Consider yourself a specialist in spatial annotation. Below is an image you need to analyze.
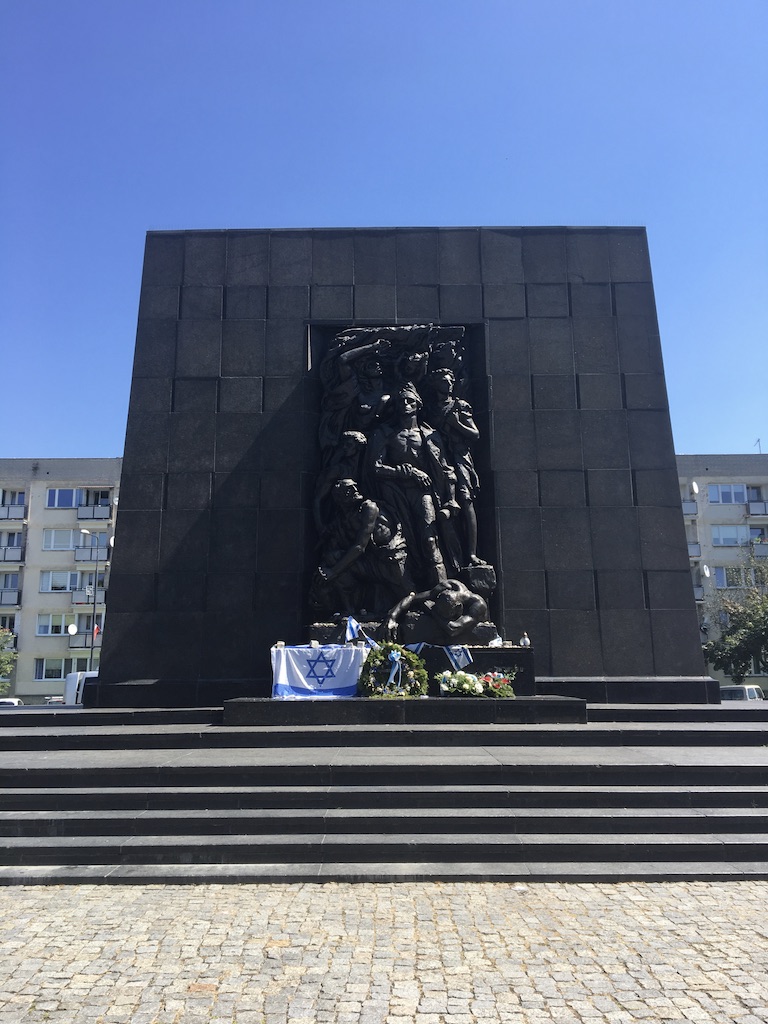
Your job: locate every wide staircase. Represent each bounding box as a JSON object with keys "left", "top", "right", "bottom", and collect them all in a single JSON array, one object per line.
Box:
[{"left": 1, "top": 703, "right": 768, "bottom": 884}]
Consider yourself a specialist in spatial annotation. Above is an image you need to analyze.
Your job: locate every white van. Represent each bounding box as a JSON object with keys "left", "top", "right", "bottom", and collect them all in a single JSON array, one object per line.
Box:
[
  {"left": 0, "top": 697, "right": 23, "bottom": 707},
  {"left": 720, "top": 684, "right": 766, "bottom": 702},
  {"left": 64, "top": 671, "right": 98, "bottom": 706}
]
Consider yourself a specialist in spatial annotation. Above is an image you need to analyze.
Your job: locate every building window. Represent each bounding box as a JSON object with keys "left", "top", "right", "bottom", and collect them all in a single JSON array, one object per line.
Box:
[
  {"left": 46, "top": 488, "right": 79, "bottom": 509},
  {"left": 709, "top": 484, "right": 748, "bottom": 504},
  {"left": 37, "top": 613, "right": 76, "bottom": 635},
  {"left": 751, "top": 527, "right": 768, "bottom": 544},
  {"left": 43, "top": 529, "right": 107, "bottom": 551},
  {"left": 0, "top": 490, "right": 25, "bottom": 507},
  {"left": 715, "top": 565, "right": 768, "bottom": 588},
  {"left": 0, "top": 614, "right": 15, "bottom": 631},
  {"left": 34, "top": 657, "right": 89, "bottom": 680},
  {"left": 82, "top": 489, "right": 111, "bottom": 507},
  {"left": 1, "top": 573, "right": 19, "bottom": 590},
  {"left": 40, "top": 570, "right": 106, "bottom": 593},
  {"left": 712, "top": 525, "right": 751, "bottom": 547},
  {"left": 0, "top": 531, "right": 22, "bottom": 548}
]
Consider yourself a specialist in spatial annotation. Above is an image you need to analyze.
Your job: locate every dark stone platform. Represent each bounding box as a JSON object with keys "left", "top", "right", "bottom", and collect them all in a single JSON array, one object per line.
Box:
[{"left": 223, "top": 695, "right": 586, "bottom": 726}]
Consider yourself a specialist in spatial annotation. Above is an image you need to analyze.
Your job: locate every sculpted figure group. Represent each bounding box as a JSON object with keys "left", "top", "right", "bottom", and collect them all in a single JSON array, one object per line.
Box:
[{"left": 312, "top": 325, "right": 495, "bottom": 642}]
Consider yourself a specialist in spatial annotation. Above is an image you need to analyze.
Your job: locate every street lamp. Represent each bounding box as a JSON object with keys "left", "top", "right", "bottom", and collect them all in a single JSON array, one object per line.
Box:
[{"left": 79, "top": 528, "right": 110, "bottom": 672}]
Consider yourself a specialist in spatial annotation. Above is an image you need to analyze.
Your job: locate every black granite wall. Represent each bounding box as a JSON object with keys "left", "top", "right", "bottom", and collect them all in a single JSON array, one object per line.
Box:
[{"left": 98, "top": 227, "right": 705, "bottom": 703}]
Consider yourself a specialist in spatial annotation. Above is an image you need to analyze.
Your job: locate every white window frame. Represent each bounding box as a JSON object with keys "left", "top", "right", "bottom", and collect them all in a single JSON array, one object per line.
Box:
[
  {"left": 708, "top": 483, "right": 748, "bottom": 504},
  {"left": 34, "top": 656, "right": 90, "bottom": 680},
  {"left": 712, "top": 524, "right": 751, "bottom": 547}
]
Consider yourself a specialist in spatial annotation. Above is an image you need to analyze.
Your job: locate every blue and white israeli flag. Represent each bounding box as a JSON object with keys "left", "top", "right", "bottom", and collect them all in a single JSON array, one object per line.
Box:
[
  {"left": 444, "top": 645, "right": 473, "bottom": 671},
  {"left": 271, "top": 644, "right": 367, "bottom": 699}
]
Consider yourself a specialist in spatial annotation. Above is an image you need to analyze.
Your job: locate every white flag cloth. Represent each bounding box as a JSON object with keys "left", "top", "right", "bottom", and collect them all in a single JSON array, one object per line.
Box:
[{"left": 271, "top": 644, "right": 368, "bottom": 700}]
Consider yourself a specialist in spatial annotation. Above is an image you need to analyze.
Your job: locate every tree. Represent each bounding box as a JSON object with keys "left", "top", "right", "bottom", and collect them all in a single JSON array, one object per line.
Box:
[
  {"left": 0, "top": 628, "right": 17, "bottom": 696},
  {"left": 703, "top": 585, "right": 768, "bottom": 683}
]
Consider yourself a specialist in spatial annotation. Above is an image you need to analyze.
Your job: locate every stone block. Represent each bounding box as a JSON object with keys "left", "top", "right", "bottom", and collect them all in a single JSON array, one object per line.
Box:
[
  {"left": 213, "top": 413, "right": 261, "bottom": 472},
  {"left": 439, "top": 285, "right": 483, "bottom": 321},
  {"left": 173, "top": 379, "right": 217, "bottom": 413},
  {"left": 532, "top": 375, "right": 577, "bottom": 410},
  {"left": 225, "top": 285, "right": 267, "bottom": 319},
  {"left": 213, "top": 469, "right": 260, "bottom": 508},
  {"left": 480, "top": 228, "right": 524, "bottom": 284},
  {"left": 169, "top": 412, "right": 215, "bottom": 472},
  {"left": 573, "top": 317, "right": 619, "bottom": 373},
  {"left": 138, "top": 286, "right": 179, "bottom": 320},
  {"left": 586, "top": 469, "right": 634, "bottom": 506},
  {"left": 596, "top": 571, "right": 646, "bottom": 609},
  {"left": 269, "top": 232, "right": 312, "bottom": 284},
  {"left": 493, "top": 470, "right": 539, "bottom": 507},
  {"left": 166, "top": 472, "right": 213, "bottom": 510},
  {"left": 118, "top": 472, "right": 164, "bottom": 511},
  {"left": 106, "top": 573, "right": 157, "bottom": 613},
  {"left": 617, "top": 315, "right": 664, "bottom": 373},
  {"left": 439, "top": 228, "right": 481, "bottom": 283},
  {"left": 547, "top": 571, "right": 596, "bottom": 610},
  {"left": 133, "top": 321, "right": 177, "bottom": 377},
  {"left": 624, "top": 373, "right": 668, "bottom": 410},
  {"left": 354, "top": 284, "right": 397, "bottom": 320},
  {"left": 609, "top": 231, "right": 652, "bottom": 282},
  {"left": 268, "top": 285, "right": 310, "bottom": 319},
  {"left": 176, "top": 321, "right": 221, "bottom": 377},
  {"left": 209, "top": 508, "right": 259, "bottom": 570},
  {"left": 483, "top": 284, "right": 526, "bottom": 318},
  {"left": 488, "top": 320, "right": 530, "bottom": 375},
  {"left": 312, "top": 231, "right": 354, "bottom": 284},
  {"left": 599, "top": 610, "right": 655, "bottom": 674},
  {"left": 142, "top": 233, "right": 184, "bottom": 286},
  {"left": 129, "top": 378, "right": 173, "bottom": 414},
  {"left": 206, "top": 572, "right": 256, "bottom": 611},
  {"left": 627, "top": 411, "right": 676, "bottom": 469},
  {"left": 549, "top": 610, "right": 603, "bottom": 675},
  {"left": 535, "top": 411, "right": 583, "bottom": 469},
  {"left": 110, "top": 511, "right": 161, "bottom": 574},
  {"left": 260, "top": 471, "right": 305, "bottom": 509},
  {"left": 311, "top": 285, "right": 353, "bottom": 320},
  {"left": 633, "top": 468, "right": 681, "bottom": 507},
  {"left": 529, "top": 319, "right": 573, "bottom": 374},
  {"left": 265, "top": 320, "right": 306, "bottom": 376},
  {"left": 650, "top": 609, "right": 706, "bottom": 675},
  {"left": 257, "top": 509, "right": 307, "bottom": 571},
  {"left": 221, "top": 321, "right": 265, "bottom": 377},
  {"left": 522, "top": 232, "right": 567, "bottom": 283},
  {"left": 542, "top": 507, "right": 593, "bottom": 570},
  {"left": 354, "top": 231, "right": 396, "bottom": 284},
  {"left": 566, "top": 231, "right": 610, "bottom": 283},
  {"left": 396, "top": 229, "right": 439, "bottom": 284},
  {"left": 226, "top": 232, "right": 270, "bottom": 285},
  {"left": 614, "top": 282, "right": 656, "bottom": 317},
  {"left": 580, "top": 410, "right": 630, "bottom": 469},
  {"left": 539, "top": 470, "right": 586, "bottom": 506},
  {"left": 638, "top": 507, "right": 691, "bottom": 571},
  {"left": 498, "top": 508, "right": 543, "bottom": 571},
  {"left": 570, "top": 283, "right": 612, "bottom": 316},
  {"left": 527, "top": 284, "right": 569, "bottom": 317},
  {"left": 180, "top": 286, "right": 223, "bottom": 320},
  {"left": 577, "top": 373, "right": 623, "bottom": 409},
  {"left": 504, "top": 570, "right": 546, "bottom": 609},
  {"left": 219, "top": 376, "right": 262, "bottom": 413},
  {"left": 647, "top": 570, "right": 697, "bottom": 609},
  {"left": 491, "top": 410, "right": 537, "bottom": 470},
  {"left": 121, "top": 413, "right": 170, "bottom": 474},
  {"left": 184, "top": 233, "right": 226, "bottom": 285},
  {"left": 157, "top": 572, "right": 207, "bottom": 612},
  {"left": 158, "top": 510, "right": 210, "bottom": 573},
  {"left": 489, "top": 374, "right": 532, "bottom": 411},
  {"left": 396, "top": 285, "right": 440, "bottom": 321},
  {"left": 590, "top": 507, "right": 641, "bottom": 570}
]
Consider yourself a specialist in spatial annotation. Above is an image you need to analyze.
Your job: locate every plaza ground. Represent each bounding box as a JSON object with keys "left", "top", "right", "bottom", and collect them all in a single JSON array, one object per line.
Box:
[{"left": 2, "top": 880, "right": 767, "bottom": 1023}]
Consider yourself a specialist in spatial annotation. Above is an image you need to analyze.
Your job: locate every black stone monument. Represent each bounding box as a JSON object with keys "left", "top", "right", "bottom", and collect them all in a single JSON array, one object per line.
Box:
[{"left": 94, "top": 227, "right": 711, "bottom": 706}]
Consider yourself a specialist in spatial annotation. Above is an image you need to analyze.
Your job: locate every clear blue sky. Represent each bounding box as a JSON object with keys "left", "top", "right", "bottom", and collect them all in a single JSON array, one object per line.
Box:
[{"left": 2, "top": 0, "right": 766, "bottom": 458}]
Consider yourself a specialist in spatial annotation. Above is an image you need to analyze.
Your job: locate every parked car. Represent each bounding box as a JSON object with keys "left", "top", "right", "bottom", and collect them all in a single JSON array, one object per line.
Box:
[
  {"left": 720, "top": 684, "right": 766, "bottom": 702},
  {"left": 0, "top": 697, "right": 23, "bottom": 707},
  {"left": 64, "top": 670, "right": 98, "bottom": 705}
]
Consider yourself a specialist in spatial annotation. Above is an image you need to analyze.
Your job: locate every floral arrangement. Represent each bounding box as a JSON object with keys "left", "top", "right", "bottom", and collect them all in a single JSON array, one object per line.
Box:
[
  {"left": 438, "top": 669, "right": 516, "bottom": 699},
  {"left": 358, "top": 642, "right": 429, "bottom": 699}
]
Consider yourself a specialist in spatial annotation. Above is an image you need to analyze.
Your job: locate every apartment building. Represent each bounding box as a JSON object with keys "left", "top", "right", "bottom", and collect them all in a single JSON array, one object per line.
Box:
[
  {"left": 0, "top": 458, "right": 121, "bottom": 703},
  {"left": 677, "top": 453, "right": 768, "bottom": 686}
]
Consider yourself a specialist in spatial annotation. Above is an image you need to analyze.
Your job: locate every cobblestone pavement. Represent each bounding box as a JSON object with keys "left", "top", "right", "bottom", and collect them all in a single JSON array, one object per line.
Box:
[{"left": 2, "top": 881, "right": 768, "bottom": 1024}]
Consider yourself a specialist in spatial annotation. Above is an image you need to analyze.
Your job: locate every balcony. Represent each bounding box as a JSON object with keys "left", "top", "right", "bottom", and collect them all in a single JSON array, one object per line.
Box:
[
  {"left": 72, "top": 588, "right": 105, "bottom": 605},
  {"left": 1, "top": 633, "right": 17, "bottom": 651},
  {"left": 68, "top": 632, "right": 103, "bottom": 649},
  {"left": 681, "top": 500, "right": 698, "bottom": 515},
  {"left": 693, "top": 585, "right": 704, "bottom": 601},
  {"left": 74, "top": 546, "right": 109, "bottom": 563},
  {"left": 749, "top": 501, "right": 768, "bottom": 516},
  {"left": 687, "top": 542, "right": 701, "bottom": 558},
  {"left": 753, "top": 543, "right": 768, "bottom": 558},
  {"left": 0, "top": 506, "right": 25, "bottom": 520},
  {"left": 0, "top": 546, "right": 23, "bottom": 562},
  {"left": 0, "top": 590, "right": 20, "bottom": 606},
  {"left": 77, "top": 505, "right": 111, "bottom": 521}
]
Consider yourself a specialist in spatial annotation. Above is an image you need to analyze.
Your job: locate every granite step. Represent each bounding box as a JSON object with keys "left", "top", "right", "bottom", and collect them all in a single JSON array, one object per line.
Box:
[{"left": 3, "top": 805, "right": 767, "bottom": 838}]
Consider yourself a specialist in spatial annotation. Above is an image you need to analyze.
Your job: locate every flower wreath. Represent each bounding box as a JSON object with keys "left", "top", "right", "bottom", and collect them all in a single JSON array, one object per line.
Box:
[
  {"left": 438, "top": 669, "right": 516, "bottom": 699},
  {"left": 358, "top": 642, "right": 429, "bottom": 699}
]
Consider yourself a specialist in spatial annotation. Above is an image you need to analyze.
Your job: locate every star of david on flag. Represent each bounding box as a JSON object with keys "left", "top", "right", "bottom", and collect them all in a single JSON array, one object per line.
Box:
[{"left": 271, "top": 644, "right": 368, "bottom": 699}]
